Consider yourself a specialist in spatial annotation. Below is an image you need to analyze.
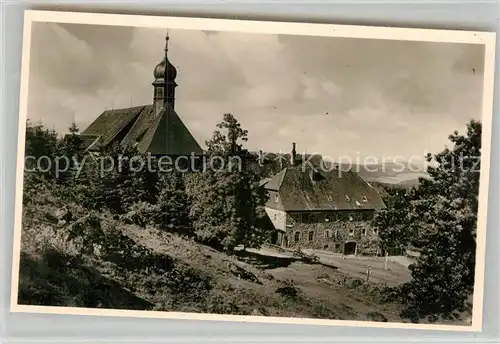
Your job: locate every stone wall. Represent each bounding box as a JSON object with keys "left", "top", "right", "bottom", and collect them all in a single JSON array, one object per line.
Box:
[{"left": 280, "top": 218, "right": 380, "bottom": 255}]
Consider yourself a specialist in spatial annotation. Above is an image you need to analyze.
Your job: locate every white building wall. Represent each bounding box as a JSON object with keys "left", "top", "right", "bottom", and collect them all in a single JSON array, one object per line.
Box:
[{"left": 265, "top": 207, "right": 287, "bottom": 231}]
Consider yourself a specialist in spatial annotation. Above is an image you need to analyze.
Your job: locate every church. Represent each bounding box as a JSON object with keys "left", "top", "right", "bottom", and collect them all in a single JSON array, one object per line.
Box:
[{"left": 79, "top": 34, "right": 203, "bottom": 157}]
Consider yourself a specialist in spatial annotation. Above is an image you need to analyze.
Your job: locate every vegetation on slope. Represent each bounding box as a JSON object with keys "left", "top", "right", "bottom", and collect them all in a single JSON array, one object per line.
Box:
[{"left": 18, "top": 116, "right": 480, "bottom": 325}]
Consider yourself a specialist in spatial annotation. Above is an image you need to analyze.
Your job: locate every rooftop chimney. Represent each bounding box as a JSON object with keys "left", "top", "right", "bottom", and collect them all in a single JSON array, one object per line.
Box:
[{"left": 291, "top": 142, "right": 297, "bottom": 166}]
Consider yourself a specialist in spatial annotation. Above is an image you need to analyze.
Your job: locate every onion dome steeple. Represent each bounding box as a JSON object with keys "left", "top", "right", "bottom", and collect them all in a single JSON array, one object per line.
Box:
[{"left": 152, "top": 32, "right": 177, "bottom": 116}]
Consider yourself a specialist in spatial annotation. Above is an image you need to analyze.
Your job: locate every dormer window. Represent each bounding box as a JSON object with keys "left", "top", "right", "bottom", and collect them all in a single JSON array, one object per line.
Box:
[
  {"left": 274, "top": 194, "right": 279, "bottom": 203},
  {"left": 327, "top": 195, "right": 333, "bottom": 201},
  {"left": 345, "top": 195, "right": 351, "bottom": 202},
  {"left": 362, "top": 195, "right": 368, "bottom": 202},
  {"left": 309, "top": 169, "right": 324, "bottom": 182},
  {"left": 355, "top": 200, "right": 362, "bottom": 207}
]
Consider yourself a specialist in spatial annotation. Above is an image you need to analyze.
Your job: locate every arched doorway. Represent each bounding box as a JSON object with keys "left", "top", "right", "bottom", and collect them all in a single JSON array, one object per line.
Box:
[{"left": 344, "top": 242, "right": 357, "bottom": 255}]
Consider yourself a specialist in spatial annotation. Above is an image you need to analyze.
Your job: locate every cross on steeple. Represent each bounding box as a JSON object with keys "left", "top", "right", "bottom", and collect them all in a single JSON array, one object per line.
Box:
[{"left": 165, "top": 30, "right": 169, "bottom": 53}]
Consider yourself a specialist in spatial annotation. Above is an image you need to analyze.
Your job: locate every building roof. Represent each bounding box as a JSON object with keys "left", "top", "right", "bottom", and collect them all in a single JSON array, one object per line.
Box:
[
  {"left": 82, "top": 103, "right": 203, "bottom": 156},
  {"left": 133, "top": 104, "right": 203, "bottom": 155},
  {"left": 82, "top": 105, "right": 146, "bottom": 147},
  {"left": 79, "top": 134, "right": 101, "bottom": 152},
  {"left": 264, "top": 164, "right": 386, "bottom": 211}
]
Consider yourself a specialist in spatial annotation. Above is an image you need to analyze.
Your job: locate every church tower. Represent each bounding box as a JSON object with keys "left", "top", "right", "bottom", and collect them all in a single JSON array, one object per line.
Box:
[{"left": 152, "top": 32, "right": 177, "bottom": 117}]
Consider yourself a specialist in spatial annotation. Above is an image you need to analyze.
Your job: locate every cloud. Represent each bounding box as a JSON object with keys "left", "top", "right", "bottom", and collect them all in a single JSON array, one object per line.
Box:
[{"left": 26, "top": 23, "right": 485, "bottom": 161}]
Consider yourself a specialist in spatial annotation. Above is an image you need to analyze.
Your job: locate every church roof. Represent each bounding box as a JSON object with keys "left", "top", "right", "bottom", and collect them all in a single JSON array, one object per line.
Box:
[
  {"left": 82, "top": 104, "right": 203, "bottom": 156},
  {"left": 82, "top": 105, "right": 145, "bottom": 147},
  {"left": 264, "top": 164, "right": 386, "bottom": 211},
  {"left": 121, "top": 104, "right": 203, "bottom": 155}
]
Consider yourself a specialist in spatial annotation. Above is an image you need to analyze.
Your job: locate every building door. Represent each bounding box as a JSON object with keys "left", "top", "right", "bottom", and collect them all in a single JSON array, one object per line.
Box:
[
  {"left": 270, "top": 231, "right": 278, "bottom": 245},
  {"left": 344, "top": 242, "right": 357, "bottom": 255}
]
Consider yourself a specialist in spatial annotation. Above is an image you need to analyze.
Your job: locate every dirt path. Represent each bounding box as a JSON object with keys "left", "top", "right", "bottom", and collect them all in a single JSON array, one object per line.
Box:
[{"left": 248, "top": 246, "right": 411, "bottom": 286}]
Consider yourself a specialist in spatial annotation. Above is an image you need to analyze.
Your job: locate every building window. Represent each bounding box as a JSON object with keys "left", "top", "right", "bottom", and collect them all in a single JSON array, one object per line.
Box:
[
  {"left": 294, "top": 232, "right": 300, "bottom": 242},
  {"left": 325, "top": 213, "right": 336, "bottom": 222},
  {"left": 362, "top": 195, "right": 368, "bottom": 202},
  {"left": 308, "top": 231, "right": 314, "bottom": 241},
  {"left": 274, "top": 213, "right": 277, "bottom": 221},
  {"left": 323, "top": 244, "right": 329, "bottom": 249},
  {"left": 303, "top": 213, "right": 313, "bottom": 223},
  {"left": 336, "top": 213, "right": 342, "bottom": 221},
  {"left": 374, "top": 228, "right": 379, "bottom": 235},
  {"left": 335, "top": 229, "right": 339, "bottom": 239},
  {"left": 349, "top": 228, "right": 355, "bottom": 236},
  {"left": 362, "top": 228, "right": 367, "bottom": 236},
  {"left": 345, "top": 195, "right": 351, "bottom": 202},
  {"left": 155, "top": 87, "right": 164, "bottom": 97},
  {"left": 324, "top": 230, "right": 330, "bottom": 238},
  {"left": 327, "top": 195, "right": 333, "bottom": 201},
  {"left": 274, "top": 194, "right": 279, "bottom": 203},
  {"left": 349, "top": 213, "right": 355, "bottom": 221}
]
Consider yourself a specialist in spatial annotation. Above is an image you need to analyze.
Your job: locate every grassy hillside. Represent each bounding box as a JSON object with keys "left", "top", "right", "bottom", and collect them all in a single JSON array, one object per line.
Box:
[{"left": 19, "top": 187, "right": 407, "bottom": 322}]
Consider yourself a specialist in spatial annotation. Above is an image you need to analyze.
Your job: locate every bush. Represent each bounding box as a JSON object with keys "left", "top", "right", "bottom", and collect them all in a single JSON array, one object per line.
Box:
[{"left": 121, "top": 201, "right": 161, "bottom": 227}]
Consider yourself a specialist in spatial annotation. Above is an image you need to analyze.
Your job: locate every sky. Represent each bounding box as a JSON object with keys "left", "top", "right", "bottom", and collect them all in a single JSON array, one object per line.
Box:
[{"left": 27, "top": 22, "right": 485, "bottom": 163}]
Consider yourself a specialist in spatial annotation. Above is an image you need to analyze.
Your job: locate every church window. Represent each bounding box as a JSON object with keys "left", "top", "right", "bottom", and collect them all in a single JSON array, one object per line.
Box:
[{"left": 155, "top": 87, "right": 164, "bottom": 98}]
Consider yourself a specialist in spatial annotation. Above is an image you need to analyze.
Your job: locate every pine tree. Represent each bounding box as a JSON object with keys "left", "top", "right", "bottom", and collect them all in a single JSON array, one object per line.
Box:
[{"left": 375, "top": 120, "right": 481, "bottom": 321}]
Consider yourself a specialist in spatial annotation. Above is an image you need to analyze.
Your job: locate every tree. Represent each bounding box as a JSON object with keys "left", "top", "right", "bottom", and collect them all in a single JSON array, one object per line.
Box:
[
  {"left": 55, "top": 121, "right": 85, "bottom": 184},
  {"left": 185, "top": 113, "right": 269, "bottom": 251},
  {"left": 373, "top": 187, "right": 416, "bottom": 255},
  {"left": 374, "top": 120, "right": 481, "bottom": 321},
  {"left": 155, "top": 171, "right": 192, "bottom": 233},
  {"left": 24, "top": 120, "right": 59, "bottom": 178}
]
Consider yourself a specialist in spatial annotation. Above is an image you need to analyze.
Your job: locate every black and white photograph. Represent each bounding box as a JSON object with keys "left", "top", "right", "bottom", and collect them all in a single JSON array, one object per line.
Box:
[{"left": 10, "top": 11, "right": 496, "bottom": 330}]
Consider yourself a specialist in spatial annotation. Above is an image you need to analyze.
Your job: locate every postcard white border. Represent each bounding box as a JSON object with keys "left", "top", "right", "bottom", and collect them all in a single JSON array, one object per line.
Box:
[{"left": 9, "top": 9, "right": 497, "bottom": 332}]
